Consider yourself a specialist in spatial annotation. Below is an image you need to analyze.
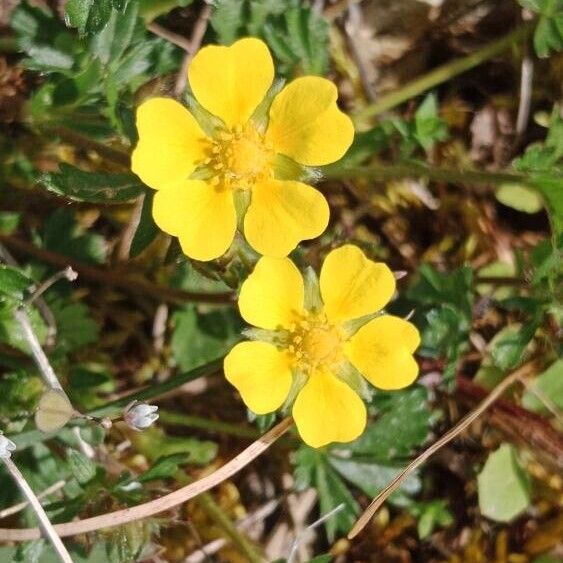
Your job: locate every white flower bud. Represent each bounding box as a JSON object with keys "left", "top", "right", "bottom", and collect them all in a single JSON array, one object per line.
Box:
[
  {"left": 123, "top": 402, "right": 159, "bottom": 431},
  {"left": 0, "top": 434, "right": 16, "bottom": 459}
]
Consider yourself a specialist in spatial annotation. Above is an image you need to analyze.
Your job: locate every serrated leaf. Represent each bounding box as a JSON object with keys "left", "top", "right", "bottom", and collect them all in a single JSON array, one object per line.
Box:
[
  {"left": 172, "top": 305, "right": 241, "bottom": 372},
  {"left": 478, "top": 443, "right": 531, "bottom": 522},
  {"left": 64, "top": 0, "right": 120, "bottom": 36},
  {"left": 67, "top": 448, "right": 97, "bottom": 484},
  {"left": 490, "top": 323, "right": 537, "bottom": 371},
  {"left": 0, "top": 265, "right": 32, "bottom": 301},
  {"left": 414, "top": 93, "right": 449, "bottom": 150},
  {"left": 48, "top": 297, "right": 99, "bottom": 354},
  {"left": 345, "top": 386, "right": 432, "bottom": 460},
  {"left": 42, "top": 164, "right": 144, "bottom": 203}
]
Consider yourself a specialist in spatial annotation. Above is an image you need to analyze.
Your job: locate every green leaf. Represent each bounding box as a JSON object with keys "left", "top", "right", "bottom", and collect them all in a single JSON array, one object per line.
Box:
[
  {"left": 414, "top": 93, "right": 449, "bottom": 150},
  {"left": 0, "top": 372, "right": 43, "bottom": 419},
  {"left": 329, "top": 458, "right": 421, "bottom": 500},
  {"left": 130, "top": 426, "right": 218, "bottom": 465},
  {"left": 0, "top": 265, "right": 32, "bottom": 301},
  {"left": 263, "top": 4, "right": 329, "bottom": 76},
  {"left": 294, "top": 446, "right": 359, "bottom": 540},
  {"left": 139, "top": 0, "right": 194, "bottom": 22},
  {"left": 171, "top": 305, "right": 241, "bottom": 372},
  {"left": 137, "top": 453, "right": 190, "bottom": 482},
  {"left": 0, "top": 212, "right": 21, "bottom": 235},
  {"left": 211, "top": 0, "right": 329, "bottom": 76},
  {"left": 496, "top": 183, "right": 544, "bottom": 213},
  {"left": 532, "top": 175, "right": 563, "bottom": 237},
  {"left": 210, "top": 0, "right": 246, "bottom": 44},
  {"left": 534, "top": 12, "right": 563, "bottom": 57},
  {"left": 522, "top": 359, "right": 563, "bottom": 414},
  {"left": 345, "top": 386, "right": 432, "bottom": 461},
  {"left": 42, "top": 209, "right": 107, "bottom": 265},
  {"left": 67, "top": 448, "right": 97, "bottom": 484},
  {"left": 409, "top": 500, "right": 453, "bottom": 539},
  {"left": 47, "top": 297, "right": 99, "bottom": 354},
  {"left": 478, "top": 443, "right": 531, "bottom": 522},
  {"left": 42, "top": 164, "right": 144, "bottom": 203},
  {"left": 130, "top": 193, "right": 159, "bottom": 257},
  {"left": 0, "top": 305, "right": 47, "bottom": 353},
  {"left": 490, "top": 323, "right": 537, "bottom": 371},
  {"left": 64, "top": 0, "right": 124, "bottom": 36}
]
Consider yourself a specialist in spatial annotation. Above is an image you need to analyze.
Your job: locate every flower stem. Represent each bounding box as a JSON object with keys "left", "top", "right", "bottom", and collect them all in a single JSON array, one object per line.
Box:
[
  {"left": 353, "top": 24, "right": 531, "bottom": 123},
  {"left": 159, "top": 410, "right": 260, "bottom": 440},
  {"left": 327, "top": 163, "right": 528, "bottom": 187}
]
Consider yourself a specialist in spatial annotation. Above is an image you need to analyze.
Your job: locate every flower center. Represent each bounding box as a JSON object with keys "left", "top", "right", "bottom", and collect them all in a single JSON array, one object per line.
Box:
[
  {"left": 205, "top": 124, "right": 274, "bottom": 190},
  {"left": 287, "top": 312, "right": 344, "bottom": 372}
]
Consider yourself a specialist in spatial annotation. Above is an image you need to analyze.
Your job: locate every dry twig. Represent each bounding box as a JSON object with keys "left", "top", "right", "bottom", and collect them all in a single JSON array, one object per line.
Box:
[
  {"left": 0, "top": 417, "right": 293, "bottom": 541},
  {"left": 348, "top": 361, "right": 537, "bottom": 539}
]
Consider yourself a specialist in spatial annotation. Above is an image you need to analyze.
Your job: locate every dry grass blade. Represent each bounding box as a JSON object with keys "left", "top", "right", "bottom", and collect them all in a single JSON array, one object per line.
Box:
[
  {"left": 0, "top": 417, "right": 293, "bottom": 541},
  {"left": 348, "top": 362, "right": 537, "bottom": 539}
]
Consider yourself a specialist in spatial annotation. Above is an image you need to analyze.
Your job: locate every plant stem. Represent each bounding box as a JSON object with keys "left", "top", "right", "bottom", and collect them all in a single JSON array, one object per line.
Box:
[
  {"left": 0, "top": 235, "right": 234, "bottom": 305},
  {"left": 0, "top": 417, "right": 293, "bottom": 541},
  {"left": 13, "top": 308, "right": 65, "bottom": 393},
  {"left": 196, "top": 492, "right": 263, "bottom": 563},
  {"left": 159, "top": 410, "right": 260, "bottom": 440},
  {"left": 11, "top": 358, "right": 225, "bottom": 450},
  {"left": 327, "top": 163, "right": 528, "bottom": 187},
  {"left": 353, "top": 25, "right": 531, "bottom": 122},
  {"left": 2, "top": 458, "right": 73, "bottom": 562}
]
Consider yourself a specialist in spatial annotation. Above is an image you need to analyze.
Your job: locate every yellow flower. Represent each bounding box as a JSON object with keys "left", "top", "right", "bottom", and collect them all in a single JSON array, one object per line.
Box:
[
  {"left": 131, "top": 37, "right": 354, "bottom": 261},
  {"left": 224, "top": 245, "right": 420, "bottom": 448}
]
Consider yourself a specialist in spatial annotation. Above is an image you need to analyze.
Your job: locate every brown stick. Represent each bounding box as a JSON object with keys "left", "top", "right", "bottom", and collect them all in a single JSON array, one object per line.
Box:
[
  {"left": 0, "top": 235, "right": 234, "bottom": 305},
  {"left": 0, "top": 417, "right": 293, "bottom": 541},
  {"left": 348, "top": 362, "right": 537, "bottom": 539},
  {"left": 457, "top": 376, "right": 563, "bottom": 469}
]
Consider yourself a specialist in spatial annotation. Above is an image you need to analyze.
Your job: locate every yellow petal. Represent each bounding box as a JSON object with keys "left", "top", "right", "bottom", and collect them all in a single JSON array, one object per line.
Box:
[
  {"left": 265, "top": 76, "right": 354, "bottom": 166},
  {"left": 320, "top": 245, "right": 396, "bottom": 323},
  {"left": 293, "top": 370, "right": 366, "bottom": 448},
  {"left": 188, "top": 37, "right": 274, "bottom": 128},
  {"left": 238, "top": 256, "right": 304, "bottom": 330},
  {"left": 224, "top": 341, "right": 292, "bottom": 414},
  {"left": 244, "top": 179, "right": 329, "bottom": 257},
  {"left": 152, "top": 180, "right": 236, "bottom": 261},
  {"left": 346, "top": 315, "right": 420, "bottom": 390},
  {"left": 131, "top": 98, "right": 207, "bottom": 190}
]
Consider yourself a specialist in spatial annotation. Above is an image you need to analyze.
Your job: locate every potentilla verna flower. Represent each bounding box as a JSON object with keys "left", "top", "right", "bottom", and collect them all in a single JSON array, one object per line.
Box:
[
  {"left": 131, "top": 37, "right": 354, "bottom": 261},
  {"left": 224, "top": 245, "right": 420, "bottom": 448}
]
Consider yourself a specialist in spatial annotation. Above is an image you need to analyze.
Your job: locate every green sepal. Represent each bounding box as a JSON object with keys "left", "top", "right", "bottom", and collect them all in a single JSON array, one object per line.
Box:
[
  {"left": 281, "top": 369, "right": 307, "bottom": 413},
  {"left": 335, "top": 361, "right": 372, "bottom": 402},
  {"left": 303, "top": 266, "right": 323, "bottom": 313}
]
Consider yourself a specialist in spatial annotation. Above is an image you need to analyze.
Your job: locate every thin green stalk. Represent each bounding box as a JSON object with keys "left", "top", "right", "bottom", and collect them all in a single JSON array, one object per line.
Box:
[
  {"left": 354, "top": 25, "right": 531, "bottom": 122},
  {"left": 328, "top": 163, "right": 528, "bottom": 187},
  {"left": 11, "top": 358, "right": 224, "bottom": 450},
  {"left": 196, "top": 490, "right": 264, "bottom": 563},
  {"left": 159, "top": 410, "right": 260, "bottom": 440}
]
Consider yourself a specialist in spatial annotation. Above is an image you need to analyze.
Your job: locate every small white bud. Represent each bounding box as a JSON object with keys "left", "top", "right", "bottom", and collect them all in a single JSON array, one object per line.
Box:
[
  {"left": 123, "top": 402, "right": 159, "bottom": 431},
  {"left": 0, "top": 434, "right": 16, "bottom": 459}
]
